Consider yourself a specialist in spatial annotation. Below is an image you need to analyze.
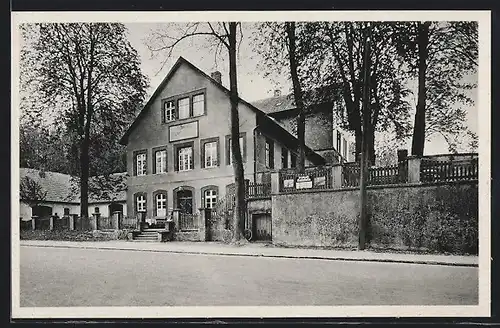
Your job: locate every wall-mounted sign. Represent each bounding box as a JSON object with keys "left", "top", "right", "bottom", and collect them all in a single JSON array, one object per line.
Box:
[
  {"left": 169, "top": 121, "right": 199, "bottom": 142},
  {"left": 296, "top": 176, "right": 312, "bottom": 189},
  {"left": 283, "top": 179, "right": 295, "bottom": 188},
  {"left": 314, "top": 176, "right": 326, "bottom": 187}
]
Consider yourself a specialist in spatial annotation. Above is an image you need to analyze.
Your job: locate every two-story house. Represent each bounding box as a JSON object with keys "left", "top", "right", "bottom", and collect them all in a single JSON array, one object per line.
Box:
[
  {"left": 252, "top": 89, "right": 356, "bottom": 164},
  {"left": 119, "top": 57, "right": 324, "bottom": 223}
]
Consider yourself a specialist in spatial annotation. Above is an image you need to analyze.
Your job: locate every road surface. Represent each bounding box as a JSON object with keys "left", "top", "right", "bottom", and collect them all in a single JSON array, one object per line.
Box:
[{"left": 19, "top": 246, "right": 478, "bottom": 307}]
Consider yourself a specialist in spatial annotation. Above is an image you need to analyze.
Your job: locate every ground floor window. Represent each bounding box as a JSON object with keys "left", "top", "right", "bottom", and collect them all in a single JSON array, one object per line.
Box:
[
  {"left": 136, "top": 195, "right": 146, "bottom": 212},
  {"left": 204, "top": 189, "right": 218, "bottom": 209}
]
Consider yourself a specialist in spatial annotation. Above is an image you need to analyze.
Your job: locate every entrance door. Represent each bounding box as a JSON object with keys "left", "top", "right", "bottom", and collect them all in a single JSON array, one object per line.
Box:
[
  {"left": 177, "top": 190, "right": 193, "bottom": 214},
  {"left": 252, "top": 213, "right": 272, "bottom": 241}
]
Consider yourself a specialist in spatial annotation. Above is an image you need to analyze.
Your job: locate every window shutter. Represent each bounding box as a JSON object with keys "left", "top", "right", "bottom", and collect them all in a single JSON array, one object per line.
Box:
[
  {"left": 153, "top": 193, "right": 157, "bottom": 216},
  {"left": 190, "top": 147, "right": 194, "bottom": 170},
  {"left": 270, "top": 141, "right": 274, "bottom": 169},
  {"left": 152, "top": 151, "right": 156, "bottom": 174},
  {"left": 145, "top": 152, "right": 148, "bottom": 175},
  {"left": 174, "top": 148, "right": 179, "bottom": 172},
  {"left": 134, "top": 194, "right": 138, "bottom": 214},
  {"left": 161, "top": 101, "right": 165, "bottom": 123},
  {"left": 201, "top": 142, "right": 205, "bottom": 169},
  {"left": 133, "top": 155, "right": 137, "bottom": 176},
  {"left": 216, "top": 139, "right": 220, "bottom": 167}
]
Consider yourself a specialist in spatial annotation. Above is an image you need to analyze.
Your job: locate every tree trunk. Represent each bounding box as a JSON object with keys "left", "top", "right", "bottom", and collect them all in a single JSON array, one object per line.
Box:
[
  {"left": 354, "top": 128, "right": 362, "bottom": 163},
  {"left": 411, "top": 21, "right": 430, "bottom": 156},
  {"left": 228, "top": 22, "right": 246, "bottom": 242},
  {"left": 359, "top": 23, "right": 371, "bottom": 250},
  {"left": 286, "top": 22, "right": 307, "bottom": 173},
  {"left": 79, "top": 135, "right": 90, "bottom": 219},
  {"left": 367, "top": 124, "right": 376, "bottom": 166}
]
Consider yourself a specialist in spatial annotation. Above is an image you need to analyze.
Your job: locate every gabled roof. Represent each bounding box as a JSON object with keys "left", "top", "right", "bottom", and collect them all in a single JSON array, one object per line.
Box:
[
  {"left": 118, "top": 57, "right": 324, "bottom": 163},
  {"left": 20, "top": 168, "right": 79, "bottom": 203},
  {"left": 252, "top": 93, "right": 296, "bottom": 114},
  {"left": 19, "top": 168, "right": 127, "bottom": 204},
  {"left": 251, "top": 85, "right": 342, "bottom": 116}
]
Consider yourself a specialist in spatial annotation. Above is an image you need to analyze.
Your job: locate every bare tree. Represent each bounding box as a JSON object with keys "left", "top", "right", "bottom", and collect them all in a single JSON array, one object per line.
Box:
[{"left": 146, "top": 22, "right": 247, "bottom": 242}]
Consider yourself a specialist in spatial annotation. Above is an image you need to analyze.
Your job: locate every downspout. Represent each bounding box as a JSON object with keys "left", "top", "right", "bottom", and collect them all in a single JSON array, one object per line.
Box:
[{"left": 252, "top": 123, "right": 259, "bottom": 184}]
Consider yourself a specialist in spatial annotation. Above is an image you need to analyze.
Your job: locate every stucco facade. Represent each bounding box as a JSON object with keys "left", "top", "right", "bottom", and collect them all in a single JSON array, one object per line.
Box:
[{"left": 120, "top": 57, "right": 324, "bottom": 221}]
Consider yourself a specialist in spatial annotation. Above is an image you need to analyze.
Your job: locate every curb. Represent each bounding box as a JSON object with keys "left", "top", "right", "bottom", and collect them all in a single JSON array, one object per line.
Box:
[{"left": 20, "top": 243, "right": 478, "bottom": 268}]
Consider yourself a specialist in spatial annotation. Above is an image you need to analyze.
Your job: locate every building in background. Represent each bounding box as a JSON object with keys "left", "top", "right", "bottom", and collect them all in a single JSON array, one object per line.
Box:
[
  {"left": 252, "top": 89, "right": 356, "bottom": 164},
  {"left": 19, "top": 168, "right": 127, "bottom": 221}
]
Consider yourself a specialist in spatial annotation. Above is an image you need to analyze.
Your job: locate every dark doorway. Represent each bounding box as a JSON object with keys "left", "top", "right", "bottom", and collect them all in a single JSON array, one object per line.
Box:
[
  {"left": 252, "top": 213, "right": 272, "bottom": 241},
  {"left": 109, "top": 202, "right": 123, "bottom": 215},
  {"left": 32, "top": 205, "right": 52, "bottom": 219},
  {"left": 177, "top": 190, "right": 193, "bottom": 214}
]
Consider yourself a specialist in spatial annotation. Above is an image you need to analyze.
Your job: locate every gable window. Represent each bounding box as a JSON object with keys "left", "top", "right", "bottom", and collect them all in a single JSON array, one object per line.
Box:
[
  {"left": 178, "top": 97, "right": 190, "bottom": 120},
  {"left": 94, "top": 207, "right": 100, "bottom": 214},
  {"left": 164, "top": 100, "right": 176, "bottom": 122},
  {"left": 178, "top": 146, "right": 193, "bottom": 172},
  {"left": 154, "top": 149, "right": 167, "bottom": 174},
  {"left": 135, "top": 152, "right": 147, "bottom": 176},
  {"left": 281, "top": 148, "right": 288, "bottom": 169},
  {"left": 290, "top": 152, "right": 297, "bottom": 168},
  {"left": 265, "top": 138, "right": 274, "bottom": 169},
  {"left": 156, "top": 193, "right": 167, "bottom": 217},
  {"left": 63, "top": 208, "right": 70, "bottom": 216},
  {"left": 136, "top": 194, "right": 146, "bottom": 213},
  {"left": 161, "top": 90, "right": 206, "bottom": 123},
  {"left": 204, "top": 141, "right": 218, "bottom": 168},
  {"left": 192, "top": 94, "right": 205, "bottom": 117},
  {"left": 227, "top": 134, "right": 246, "bottom": 165}
]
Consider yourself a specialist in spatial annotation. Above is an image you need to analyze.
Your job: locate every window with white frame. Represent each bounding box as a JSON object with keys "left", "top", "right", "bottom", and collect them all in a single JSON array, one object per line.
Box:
[
  {"left": 192, "top": 94, "right": 205, "bottom": 117},
  {"left": 228, "top": 136, "right": 244, "bottom": 165},
  {"left": 136, "top": 153, "right": 146, "bottom": 176},
  {"left": 204, "top": 141, "right": 218, "bottom": 168},
  {"left": 178, "top": 146, "right": 193, "bottom": 171},
  {"left": 155, "top": 149, "right": 167, "bottom": 174},
  {"left": 204, "top": 189, "right": 218, "bottom": 209},
  {"left": 178, "top": 97, "right": 190, "bottom": 120},
  {"left": 136, "top": 195, "right": 146, "bottom": 212},
  {"left": 164, "top": 100, "right": 176, "bottom": 122},
  {"left": 156, "top": 193, "right": 167, "bottom": 217}
]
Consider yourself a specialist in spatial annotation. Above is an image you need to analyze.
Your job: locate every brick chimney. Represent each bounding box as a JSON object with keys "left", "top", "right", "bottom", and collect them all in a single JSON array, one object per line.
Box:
[
  {"left": 274, "top": 89, "right": 281, "bottom": 97},
  {"left": 211, "top": 71, "right": 222, "bottom": 84}
]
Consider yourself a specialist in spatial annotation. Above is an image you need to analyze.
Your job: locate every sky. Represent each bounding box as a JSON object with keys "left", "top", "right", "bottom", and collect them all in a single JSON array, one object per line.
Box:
[
  {"left": 124, "top": 22, "right": 478, "bottom": 156},
  {"left": 19, "top": 22, "right": 476, "bottom": 157},
  {"left": 125, "top": 23, "right": 283, "bottom": 102}
]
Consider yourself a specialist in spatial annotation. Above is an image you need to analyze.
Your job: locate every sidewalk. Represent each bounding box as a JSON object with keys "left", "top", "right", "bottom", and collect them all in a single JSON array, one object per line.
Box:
[{"left": 20, "top": 240, "right": 478, "bottom": 267}]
